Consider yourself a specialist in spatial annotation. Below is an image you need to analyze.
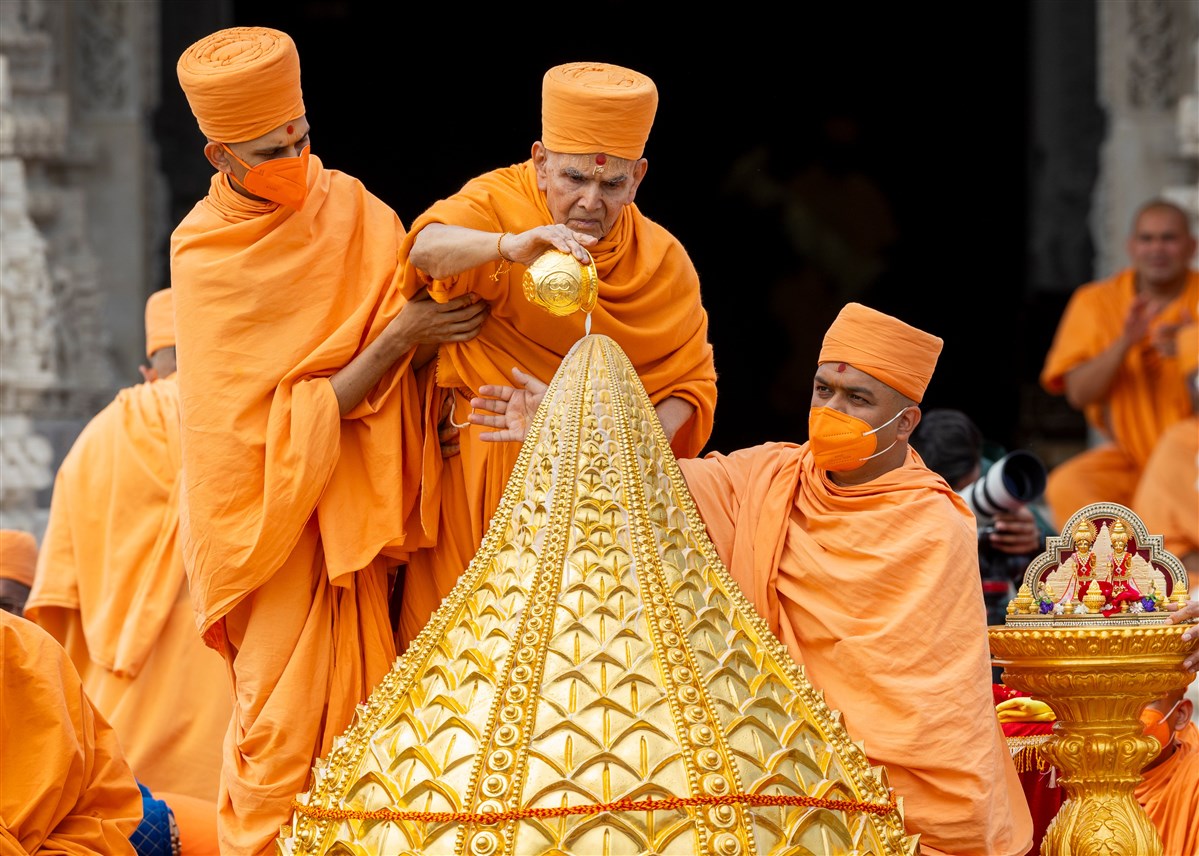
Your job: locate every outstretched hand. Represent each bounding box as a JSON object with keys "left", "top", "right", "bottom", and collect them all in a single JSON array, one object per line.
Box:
[
  {"left": 468, "top": 367, "right": 548, "bottom": 443},
  {"left": 1167, "top": 599, "right": 1199, "bottom": 671}
]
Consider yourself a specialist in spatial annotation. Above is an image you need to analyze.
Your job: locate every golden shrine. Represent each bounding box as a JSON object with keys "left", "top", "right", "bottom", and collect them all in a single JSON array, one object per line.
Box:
[
  {"left": 990, "top": 502, "right": 1195, "bottom": 856},
  {"left": 276, "top": 334, "right": 916, "bottom": 856}
]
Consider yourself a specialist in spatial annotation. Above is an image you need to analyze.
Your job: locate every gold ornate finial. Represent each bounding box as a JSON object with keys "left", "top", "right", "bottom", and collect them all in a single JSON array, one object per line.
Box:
[
  {"left": 278, "top": 335, "right": 917, "bottom": 856},
  {"left": 991, "top": 501, "right": 1197, "bottom": 855}
]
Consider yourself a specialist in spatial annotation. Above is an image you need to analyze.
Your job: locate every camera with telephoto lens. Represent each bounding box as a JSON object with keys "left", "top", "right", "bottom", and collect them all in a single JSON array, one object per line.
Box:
[
  {"left": 959, "top": 450, "right": 1049, "bottom": 629},
  {"left": 959, "top": 449, "right": 1048, "bottom": 525}
]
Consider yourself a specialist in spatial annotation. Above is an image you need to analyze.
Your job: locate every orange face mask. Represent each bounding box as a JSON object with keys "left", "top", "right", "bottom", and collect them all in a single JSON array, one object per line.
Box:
[
  {"left": 808, "top": 405, "right": 910, "bottom": 472},
  {"left": 222, "top": 144, "right": 311, "bottom": 211},
  {"left": 1140, "top": 700, "right": 1181, "bottom": 753}
]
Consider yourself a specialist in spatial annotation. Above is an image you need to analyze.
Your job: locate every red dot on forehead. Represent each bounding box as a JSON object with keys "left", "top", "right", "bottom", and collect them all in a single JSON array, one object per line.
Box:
[
  {"left": 594, "top": 153, "right": 607, "bottom": 165},
  {"left": 836, "top": 362, "right": 847, "bottom": 373},
  {"left": 286, "top": 124, "right": 294, "bottom": 134}
]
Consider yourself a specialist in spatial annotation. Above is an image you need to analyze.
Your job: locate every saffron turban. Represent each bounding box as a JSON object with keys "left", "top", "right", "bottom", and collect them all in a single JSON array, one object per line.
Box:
[
  {"left": 541, "top": 61, "right": 658, "bottom": 160},
  {"left": 176, "top": 26, "right": 305, "bottom": 143},
  {"left": 144, "top": 288, "right": 174, "bottom": 359},
  {"left": 818, "top": 302, "right": 943, "bottom": 403},
  {"left": 0, "top": 530, "right": 37, "bottom": 587}
]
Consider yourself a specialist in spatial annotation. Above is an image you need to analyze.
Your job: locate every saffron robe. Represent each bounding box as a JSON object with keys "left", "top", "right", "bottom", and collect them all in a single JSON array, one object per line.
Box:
[
  {"left": 0, "top": 611, "right": 142, "bottom": 855},
  {"left": 25, "top": 374, "right": 229, "bottom": 804},
  {"left": 1133, "top": 415, "right": 1199, "bottom": 585},
  {"left": 170, "top": 156, "right": 431, "bottom": 855},
  {"left": 1135, "top": 721, "right": 1199, "bottom": 856},
  {"left": 677, "top": 442, "right": 1034, "bottom": 856},
  {"left": 1040, "top": 268, "right": 1199, "bottom": 526},
  {"left": 396, "top": 160, "right": 716, "bottom": 645}
]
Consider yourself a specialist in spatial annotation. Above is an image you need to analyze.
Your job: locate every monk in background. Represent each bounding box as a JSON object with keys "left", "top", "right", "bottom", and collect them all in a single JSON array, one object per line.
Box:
[
  {"left": 1133, "top": 318, "right": 1198, "bottom": 589},
  {"left": 170, "top": 26, "right": 487, "bottom": 854},
  {"left": 0, "top": 528, "right": 36, "bottom": 615},
  {"left": 1, "top": 567, "right": 142, "bottom": 853},
  {"left": 468, "top": 303, "right": 1035, "bottom": 855},
  {"left": 1040, "top": 198, "right": 1197, "bottom": 528},
  {"left": 23, "top": 289, "right": 222, "bottom": 854},
  {"left": 398, "top": 60, "right": 717, "bottom": 647}
]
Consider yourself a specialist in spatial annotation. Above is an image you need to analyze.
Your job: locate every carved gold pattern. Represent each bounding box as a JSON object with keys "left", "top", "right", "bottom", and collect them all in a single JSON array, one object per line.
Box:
[
  {"left": 277, "top": 334, "right": 916, "bottom": 856},
  {"left": 992, "top": 502, "right": 1196, "bottom": 856}
]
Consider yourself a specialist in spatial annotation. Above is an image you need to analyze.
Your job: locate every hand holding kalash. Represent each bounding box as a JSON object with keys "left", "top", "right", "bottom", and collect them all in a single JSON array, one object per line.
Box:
[{"left": 992, "top": 501, "right": 1199, "bottom": 856}]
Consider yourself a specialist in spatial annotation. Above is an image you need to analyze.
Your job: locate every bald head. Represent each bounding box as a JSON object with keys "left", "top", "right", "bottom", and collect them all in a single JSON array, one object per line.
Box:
[{"left": 1127, "top": 199, "right": 1197, "bottom": 294}]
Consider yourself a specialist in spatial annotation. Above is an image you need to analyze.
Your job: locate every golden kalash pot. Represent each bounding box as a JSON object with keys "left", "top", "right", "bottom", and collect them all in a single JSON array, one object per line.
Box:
[
  {"left": 278, "top": 334, "right": 916, "bottom": 856},
  {"left": 990, "top": 502, "right": 1195, "bottom": 856},
  {"left": 522, "top": 248, "right": 599, "bottom": 318}
]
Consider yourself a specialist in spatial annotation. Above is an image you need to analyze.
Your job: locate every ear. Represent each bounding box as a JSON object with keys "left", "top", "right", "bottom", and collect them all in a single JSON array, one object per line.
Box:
[
  {"left": 1172, "top": 698, "right": 1194, "bottom": 729},
  {"left": 531, "top": 142, "right": 549, "bottom": 191},
  {"left": 624, "top": 157, "right": 649, "bottom": 204},
  {"left": 205, "top": 141, "right": 233, "bottom": 175},
  {"left": 897, "top": 404, "right": 921, "bottom": 440}
]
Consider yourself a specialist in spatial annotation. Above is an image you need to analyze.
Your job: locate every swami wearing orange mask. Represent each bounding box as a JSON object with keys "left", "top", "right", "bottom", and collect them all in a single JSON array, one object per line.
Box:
[
  {"left": 171, "top": 26, "right": 488, "bottom": 855},
  {"left": 468, "top": 302, "right": 1034, "bottom": 855},
  {"left": 1040, "top": 198, "right": 1198, "bottom": 529},
  {"left": 1135, "top": 689, "right": 1199, "bottom": 856},
  {"left": 397, "top": 61, "right": 717, "bottom": 647},
  {"left": 23, "top": 289, "right": 224, "bottom": 854}
]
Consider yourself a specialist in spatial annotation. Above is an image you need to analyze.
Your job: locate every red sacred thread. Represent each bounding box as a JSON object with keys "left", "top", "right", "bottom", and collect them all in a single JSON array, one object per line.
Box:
[{"left": 290, "top": 791, "right": 898, "bottom": 825}]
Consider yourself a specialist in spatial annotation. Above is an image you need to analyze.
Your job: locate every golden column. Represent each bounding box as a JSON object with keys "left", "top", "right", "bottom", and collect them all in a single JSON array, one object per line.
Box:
[{"left": 991, "top": 503, "right": 1195, "bottom": 856}]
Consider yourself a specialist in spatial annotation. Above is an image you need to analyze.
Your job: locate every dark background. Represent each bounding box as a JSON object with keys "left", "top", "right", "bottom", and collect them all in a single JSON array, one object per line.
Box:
[{"left": 158, "top": 1, "right": 1093, "bottom": 461}]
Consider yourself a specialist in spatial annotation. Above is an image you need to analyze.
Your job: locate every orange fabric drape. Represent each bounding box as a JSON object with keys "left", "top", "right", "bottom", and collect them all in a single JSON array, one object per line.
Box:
[
  {"left": 0, "top": 611, "right": 142, "bottom": 855},
  {"left": 1040, "top": 269, "right": 1198, "bottom": 522},
  {"left": 1135, "top": 722, "right": 1199, "bottom": 856},
  {"left": 170, "top": 156, "right": 428, "bottom": 854},
  {"left": 24, "top": 374, "right": 229, "bottom": 803},
  {"left": 395, "top": 160, "right": 716, "bottom": 645},
  {"left": 1133, "top": 416, "right": 1199, "bottom": 578},
  {"left": 677, "top": 442, "right": 1034, "bottom": 856}
]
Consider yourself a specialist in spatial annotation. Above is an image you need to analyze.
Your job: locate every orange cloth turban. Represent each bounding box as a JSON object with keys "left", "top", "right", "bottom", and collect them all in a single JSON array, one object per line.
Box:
[
  {"left": 176, "top": 26, "right": 305, "bottom": 143},
  {"left": 541, "top": 62, "right": 658, "bottom": 160},
  {"left": 144, "top": 288, "right": 175, "bottom": 359},
  {"left": 0, "top": 530, "right": 37, "bottom": 587},
  {"left": 818, "top": 302, "right": 944, "bottom": 402}
]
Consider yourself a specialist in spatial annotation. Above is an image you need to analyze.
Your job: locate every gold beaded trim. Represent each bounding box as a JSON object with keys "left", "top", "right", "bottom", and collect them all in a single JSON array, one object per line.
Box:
[{"left": 290, "top": 791, "right": 899, "bottom": 824}]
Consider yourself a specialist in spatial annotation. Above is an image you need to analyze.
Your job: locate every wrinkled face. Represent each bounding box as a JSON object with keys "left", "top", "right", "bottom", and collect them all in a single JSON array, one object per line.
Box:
[
  {"left": 534, "top": 144, "right": 646, "bottom": 240},
  {"left": 1127, "top": 206, "right": 1196, "bottom": 289}
]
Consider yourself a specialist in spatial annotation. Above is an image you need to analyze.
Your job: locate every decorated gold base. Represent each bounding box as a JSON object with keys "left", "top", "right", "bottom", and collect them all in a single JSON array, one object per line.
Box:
[{"left": 989, "top": 622, "right": 1194, "bottom": 856}]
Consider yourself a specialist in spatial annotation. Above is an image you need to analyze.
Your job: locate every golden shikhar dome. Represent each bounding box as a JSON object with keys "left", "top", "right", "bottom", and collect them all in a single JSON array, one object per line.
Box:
[{"left": 278, "top": 334, "right": 916, "bottom": 856}]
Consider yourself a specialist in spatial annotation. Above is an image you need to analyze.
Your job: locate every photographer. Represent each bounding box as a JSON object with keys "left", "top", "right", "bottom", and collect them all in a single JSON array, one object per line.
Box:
[{"left": 911, "top": 409, "right": 1055, "bottom": 631}]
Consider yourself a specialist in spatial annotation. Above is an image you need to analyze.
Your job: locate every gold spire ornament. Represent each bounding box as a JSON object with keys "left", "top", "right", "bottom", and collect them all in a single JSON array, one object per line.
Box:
[
  {"left": 990, "top": 502, "right": 1195, "bottom": 856},
  {"left": 522, "top": 248, "right": 599, "bottom": 317},
  {"left": 277, "top": 334, "right": 916, "bottom": 856}
]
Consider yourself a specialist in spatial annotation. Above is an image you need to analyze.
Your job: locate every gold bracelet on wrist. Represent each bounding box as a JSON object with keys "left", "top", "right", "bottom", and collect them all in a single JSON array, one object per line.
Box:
[{"left": 491, "top": 232, "right": 513, "bottom": 281}]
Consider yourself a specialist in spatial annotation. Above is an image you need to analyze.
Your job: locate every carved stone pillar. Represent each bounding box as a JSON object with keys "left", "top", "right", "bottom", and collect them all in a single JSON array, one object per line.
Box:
[
  {"left": 1095, "top": 0, "right": 1199, "bottom": 274},
  {"left": 0, "top": 0, "right": 165, "bottom": 532}
]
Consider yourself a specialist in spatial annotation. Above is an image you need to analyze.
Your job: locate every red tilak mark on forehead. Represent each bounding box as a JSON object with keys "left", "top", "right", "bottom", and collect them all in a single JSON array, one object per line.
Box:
[
  {"left": 594, "top": 153, "right": 607, "bottom": 165},
  {"left": 286, "top": 124, "right": 295, "bottom": 134},
  {"left": 836, "top": 363, "right": 847, "bottom": 373}
]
